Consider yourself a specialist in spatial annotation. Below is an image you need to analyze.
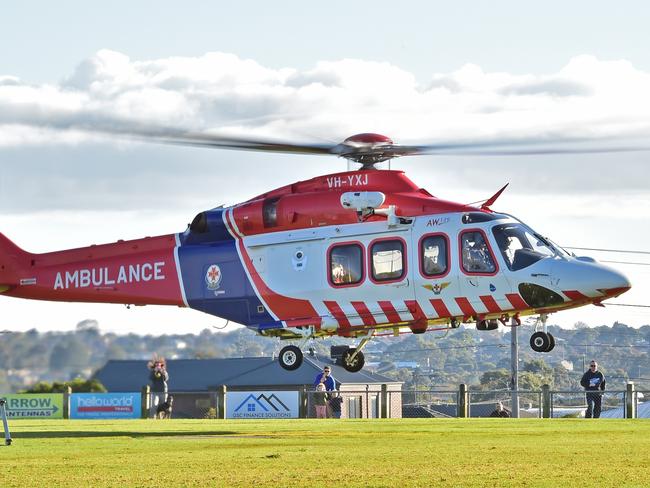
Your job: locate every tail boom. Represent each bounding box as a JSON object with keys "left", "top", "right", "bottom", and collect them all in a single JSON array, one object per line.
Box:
[{"left": 0, "top": 233, "right": 185, "bottom": 306}]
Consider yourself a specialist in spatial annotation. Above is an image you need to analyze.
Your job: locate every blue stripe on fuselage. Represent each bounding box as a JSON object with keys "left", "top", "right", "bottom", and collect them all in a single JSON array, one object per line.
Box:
[{"left": 176, "top": 210, "right": 275, "bottom": 327}]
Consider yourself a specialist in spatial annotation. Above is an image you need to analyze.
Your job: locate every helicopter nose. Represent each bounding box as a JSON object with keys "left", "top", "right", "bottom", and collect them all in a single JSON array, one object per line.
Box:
[{"left": 552, "top": 257, "right": 631, "bottom": 301}]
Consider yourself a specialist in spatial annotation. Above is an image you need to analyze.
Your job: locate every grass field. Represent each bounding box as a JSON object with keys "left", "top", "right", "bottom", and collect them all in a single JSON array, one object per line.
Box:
[{"left": 1, "top": 419, "right": 649, "bottom": 487}]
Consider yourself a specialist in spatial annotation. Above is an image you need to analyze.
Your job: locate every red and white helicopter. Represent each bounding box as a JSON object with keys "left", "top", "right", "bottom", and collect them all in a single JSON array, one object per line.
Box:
[{"left": 0, "top": 130, "right": 633, "bottom": 372}]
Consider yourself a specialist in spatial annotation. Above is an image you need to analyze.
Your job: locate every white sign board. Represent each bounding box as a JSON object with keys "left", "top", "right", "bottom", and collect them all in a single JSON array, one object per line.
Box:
[{"left": 226, "top": 391, "right": 299, "bottom": 419}]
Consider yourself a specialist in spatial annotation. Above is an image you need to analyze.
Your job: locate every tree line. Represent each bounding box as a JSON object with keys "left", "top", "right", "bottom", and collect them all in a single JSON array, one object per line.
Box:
[{"left": 1, "top": 319, "right": 648, "bottom": 393}]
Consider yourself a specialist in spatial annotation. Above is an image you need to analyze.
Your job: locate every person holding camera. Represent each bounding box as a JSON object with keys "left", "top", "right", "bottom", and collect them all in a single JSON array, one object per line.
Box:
[{"left": 148, "top": 357, "right": 169, "bottom": 419}]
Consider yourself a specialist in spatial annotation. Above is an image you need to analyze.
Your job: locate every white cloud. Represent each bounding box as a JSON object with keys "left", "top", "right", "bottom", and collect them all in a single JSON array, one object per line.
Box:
[{"left": 2, "top": 50, "right": 650, "bottom": 145}]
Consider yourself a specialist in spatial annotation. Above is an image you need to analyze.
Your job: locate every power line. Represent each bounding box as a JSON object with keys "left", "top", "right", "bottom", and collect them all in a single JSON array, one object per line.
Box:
[
  {"left": 564, "top": 246, "right": 650, "bottom": 255},
  {"left": 601, "top": 260, "right": 650, "bottom": 266},
  {"left": 606, "top": 303, "right": 650, "bottom": 309}
]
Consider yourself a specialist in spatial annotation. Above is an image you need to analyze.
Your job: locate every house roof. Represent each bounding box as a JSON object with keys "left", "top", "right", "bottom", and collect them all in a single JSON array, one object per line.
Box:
[{"left": 94, "top": 355, "right": 400, "bottom": 392}]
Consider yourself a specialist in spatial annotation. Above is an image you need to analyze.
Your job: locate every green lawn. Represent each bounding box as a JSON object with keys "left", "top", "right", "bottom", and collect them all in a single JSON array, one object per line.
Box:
[{"left": 1, "top": 419, "right": 649, "bottom": 487}]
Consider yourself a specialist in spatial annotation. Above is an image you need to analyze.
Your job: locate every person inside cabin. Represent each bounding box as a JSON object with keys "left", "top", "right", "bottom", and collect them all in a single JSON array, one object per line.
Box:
[
  {"left": 463, "top": 233, "right": 493, "bottom": 273},
  {"left": 423, "top": 244, "right": 442, "bottom": 275},
  {"left": 331, "top": 263, "right": 348, "bottom": 284}
]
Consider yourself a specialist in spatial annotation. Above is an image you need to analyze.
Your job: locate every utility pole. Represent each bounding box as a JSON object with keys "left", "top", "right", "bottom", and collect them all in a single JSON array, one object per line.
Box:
[{"left": 510, "top": 319, "right": 520, "bottom": 418}]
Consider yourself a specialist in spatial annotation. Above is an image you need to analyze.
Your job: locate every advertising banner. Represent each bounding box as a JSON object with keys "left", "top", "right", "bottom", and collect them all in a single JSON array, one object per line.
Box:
[
  {"left": 226, "top": 391, "right": 299, "bottom": 419},
  {"left": 1, "top": 394, "right": 64, "bottom": 419},
  {"left": 70, "top": 393, "right": 141, "bottom": 419}
]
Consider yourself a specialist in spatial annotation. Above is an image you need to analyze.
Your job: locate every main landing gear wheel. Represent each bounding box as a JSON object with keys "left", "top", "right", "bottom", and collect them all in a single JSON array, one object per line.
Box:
[
  {"left": 546, "top": 332, "right": 555, "bottom": 352},
  {"left": 341, "top": 348, "right": 365, "bottom": 373},
  {"left": 279, "top": 345, "right": 303, "bottom": 370},
  {"left": 530, "top": 332, "right": 554, "bottom": 353}
]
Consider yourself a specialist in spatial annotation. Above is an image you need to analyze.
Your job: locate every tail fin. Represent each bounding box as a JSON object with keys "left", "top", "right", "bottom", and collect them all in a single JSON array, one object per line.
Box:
[{"left": 0, "top": 233, "right": 32, "bottom": 291}]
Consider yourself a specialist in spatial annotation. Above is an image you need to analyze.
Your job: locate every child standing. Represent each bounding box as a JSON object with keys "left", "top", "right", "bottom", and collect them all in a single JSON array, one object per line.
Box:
[{"left": 314, "top": 383, "right": 328, "bottom": 418}]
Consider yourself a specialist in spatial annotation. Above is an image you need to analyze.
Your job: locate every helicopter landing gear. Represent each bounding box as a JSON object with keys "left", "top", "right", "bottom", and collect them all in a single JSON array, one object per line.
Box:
[
  {"left": 529, "top": 314, "right": 555, "bottom": 353},
  {"left": 278, "top": 345, "right": 303, "bottom": 370},
  {"left": 339, "top": 332, "right": 374, "bottom": 373},
  {"left": 476, "top": 319, "right": 499, "bottom": 331}
]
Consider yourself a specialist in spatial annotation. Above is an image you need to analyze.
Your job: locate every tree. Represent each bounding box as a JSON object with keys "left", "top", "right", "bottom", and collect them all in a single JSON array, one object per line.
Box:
[{"left": 21, "top": 378, "right": 106, "bottom": 393}]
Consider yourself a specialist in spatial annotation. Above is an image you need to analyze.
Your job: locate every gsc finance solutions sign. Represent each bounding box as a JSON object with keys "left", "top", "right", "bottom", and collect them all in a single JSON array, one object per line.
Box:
[
  {"left": 2, "top": 394, "right": 64, "bottom": 419},
  {"left": 70, "top": 393, "right": 141, "bottom": 419},
  {"left": 227, "top": 391, "right": 299, "bottom": 419}
]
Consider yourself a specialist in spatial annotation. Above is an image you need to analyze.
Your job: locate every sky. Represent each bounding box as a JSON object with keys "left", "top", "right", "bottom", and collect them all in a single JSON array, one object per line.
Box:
[{"left": 1, "top": 1, "right": 649, "bottom": 334}]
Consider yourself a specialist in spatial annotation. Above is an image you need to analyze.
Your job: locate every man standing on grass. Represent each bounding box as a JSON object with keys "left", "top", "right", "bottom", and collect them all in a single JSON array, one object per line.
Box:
[{"left": 580, "top": 360, "right": 606, "bottom": 418}]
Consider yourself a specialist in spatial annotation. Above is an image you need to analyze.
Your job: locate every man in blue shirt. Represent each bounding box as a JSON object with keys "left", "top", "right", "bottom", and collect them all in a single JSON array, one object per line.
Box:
[{"left": 313, "top": 365, "right": 336, "bottom": 391}]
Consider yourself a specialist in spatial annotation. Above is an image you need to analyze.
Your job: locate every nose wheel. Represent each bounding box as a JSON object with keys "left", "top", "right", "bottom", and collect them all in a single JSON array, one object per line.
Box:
[
  {"left": 530, "top": 331, "right": 555, "bottom": 352},
  {"left": 341, "top": 348, "right": 365, "bottom": 372}
]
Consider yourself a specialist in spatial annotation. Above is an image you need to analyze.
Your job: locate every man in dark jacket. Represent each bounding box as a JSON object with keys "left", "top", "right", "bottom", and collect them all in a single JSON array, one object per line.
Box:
[
  {"left": 580, "top": 360, "right": 606, "bottom": 418},
  {"left": 149, "top": 359, "right": 169, "bottom": 418}
]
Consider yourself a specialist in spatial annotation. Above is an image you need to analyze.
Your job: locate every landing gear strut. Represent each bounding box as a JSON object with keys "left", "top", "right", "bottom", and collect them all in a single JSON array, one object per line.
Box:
[
  {"left": 340, "top": 332, "right": 373, "bottom": 373},
  {"left": 529, "top": 314, "right": 555, "bottom": 353}
]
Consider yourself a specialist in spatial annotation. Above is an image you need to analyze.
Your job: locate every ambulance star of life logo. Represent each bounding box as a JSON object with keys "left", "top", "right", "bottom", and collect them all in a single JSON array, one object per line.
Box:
[
  {"left": 205, "top": 264, "right": 222, "bottom": 290},
  {"left": 423, "top": 282, "right": 451, "bottom": 295}
]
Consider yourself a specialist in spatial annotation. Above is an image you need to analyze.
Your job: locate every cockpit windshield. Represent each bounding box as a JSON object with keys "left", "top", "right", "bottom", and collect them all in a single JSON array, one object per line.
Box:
[{"left": 492, "top": 223, "right": 559, "bottom": 271}]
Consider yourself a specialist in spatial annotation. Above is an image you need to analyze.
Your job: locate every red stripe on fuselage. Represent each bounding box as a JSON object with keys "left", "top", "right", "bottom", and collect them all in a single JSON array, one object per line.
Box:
[
  {"left": 378, "top": 301, "right": 402, "bottom": 324},
  {"left": 563, "top": 290, "right": 589, "bottom": 301},
  {"left": 479, "top": 295, "right": 502, "bottom": 313},
  {"left": 429, "top": 298, "right": 451, "bottom": 318},
  {"left": 506, "top": 293, "right": 529, "bottom": 310},
  {"left": 351, "top": 301, "right": 377, "bottom": 326},
  {"left": 324, "top": 301, "right": 351, "bottom": 329},
  {"left": 405, "top": 300, "right": 426, "bottom": 320},
  {"left": 455, "top": 297, "right": 477, "bottom": 318}
]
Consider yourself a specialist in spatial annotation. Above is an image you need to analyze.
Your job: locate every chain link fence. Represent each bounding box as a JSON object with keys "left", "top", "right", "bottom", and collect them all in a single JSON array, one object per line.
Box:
[
  {"left": 148, "top": 391, "right": 218, "bottom": 419},
  {"left": 468, "top": 389, "right": 542, "bottom": 418},
  {"left": 400, "top": 390, "right": 458, "bottom": 418},
  {"left": 137, "top": 387, "right": 645, "bottom": 419},
  {"left": 550, "top": 390, "right": 627, "bottom": 418},
  {"left": 305, "top": 389, "right": 385, "bottom": 419}
]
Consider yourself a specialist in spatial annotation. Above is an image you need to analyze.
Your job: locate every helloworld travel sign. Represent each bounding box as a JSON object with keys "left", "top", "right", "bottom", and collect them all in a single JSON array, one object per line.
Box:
[{"left": 70, "top": 393, "right": 141, "bottom": 419}]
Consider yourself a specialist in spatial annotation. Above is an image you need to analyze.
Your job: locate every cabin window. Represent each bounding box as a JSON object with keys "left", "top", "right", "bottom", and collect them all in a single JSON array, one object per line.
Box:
[
  {"left": 421, "top": 234, "right": 448, "bottom": 277},
  {"left": 370, "top": 239, "right": 405, "bottom": 282},
  {"left": 329, "top": 243, "right": 364, "bottom": 286},
  {"left": 461, "top": 231, "right": 496, "bottom": 274}
]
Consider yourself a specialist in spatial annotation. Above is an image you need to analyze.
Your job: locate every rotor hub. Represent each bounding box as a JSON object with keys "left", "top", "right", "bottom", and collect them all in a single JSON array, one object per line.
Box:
[{"left": 340, "top": 133, "right": 396, "bottom": 169}]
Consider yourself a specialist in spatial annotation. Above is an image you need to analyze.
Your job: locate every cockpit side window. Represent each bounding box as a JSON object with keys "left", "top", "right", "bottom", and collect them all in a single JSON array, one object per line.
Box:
[
  {"left": 329, "top": 243, "right": 364, "bottom": 287},
  {"left": 492, "top": 224, "right": 554, "bottom": 271},
  {"left": 460, "top": 230, "right": 497, "bottom": 274}
]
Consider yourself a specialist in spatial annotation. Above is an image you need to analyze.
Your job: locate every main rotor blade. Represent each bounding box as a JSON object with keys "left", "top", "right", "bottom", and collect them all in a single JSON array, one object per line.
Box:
[
  {"left": 11, "top": 113, "right": 650, "bottom": 161},
  {"left": 383, "top": 137, "right": 650, "bottom": 157},
  {"left": 121, "top": 128, "right": 339, "bottom": 156}
]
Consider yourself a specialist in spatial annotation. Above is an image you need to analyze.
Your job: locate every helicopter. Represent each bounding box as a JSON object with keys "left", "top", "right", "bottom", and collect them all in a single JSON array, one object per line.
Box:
[{"left": 0, "top": 130, "right": 633, "bottom": 372}]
